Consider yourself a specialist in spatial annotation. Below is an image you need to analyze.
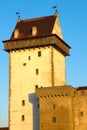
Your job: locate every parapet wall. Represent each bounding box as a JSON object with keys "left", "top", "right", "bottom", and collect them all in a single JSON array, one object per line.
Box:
[{"left": 36, "top": 85, "right": 75, "bottom": 98}]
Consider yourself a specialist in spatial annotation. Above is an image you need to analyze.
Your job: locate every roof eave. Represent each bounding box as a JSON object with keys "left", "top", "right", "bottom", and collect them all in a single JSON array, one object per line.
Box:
[{"left": 3, "top": 34, "right": 71, "bottom": 56}]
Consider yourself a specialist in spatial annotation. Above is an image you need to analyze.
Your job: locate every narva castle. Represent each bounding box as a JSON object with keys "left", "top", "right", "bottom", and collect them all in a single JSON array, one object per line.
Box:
[{"left": 3, "top": 12, "right": 87, "bottom": 130}]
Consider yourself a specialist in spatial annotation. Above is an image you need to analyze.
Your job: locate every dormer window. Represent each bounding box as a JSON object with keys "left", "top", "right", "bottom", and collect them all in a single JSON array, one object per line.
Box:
[
  {"left": 14, "top": 29, "right": 19, "bottom": 38},
  {"left": 32, "top": 26, "right": 37, "bottom": 36}
]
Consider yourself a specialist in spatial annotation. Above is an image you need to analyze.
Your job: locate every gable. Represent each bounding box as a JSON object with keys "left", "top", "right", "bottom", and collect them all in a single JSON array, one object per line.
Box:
[{"left": 10, "top": 15, "right": 56, "bottom": 40}]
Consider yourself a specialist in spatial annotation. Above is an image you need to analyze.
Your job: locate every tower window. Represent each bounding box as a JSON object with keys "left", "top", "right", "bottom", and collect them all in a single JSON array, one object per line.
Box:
[
  {"left": 32, "top": 26, "right": 37, "bottom": 36},
  {"left": 22, "top": 100, "right": 25, "bottom": 106},
  {"left": 53, "top": 104, "right": 55, "bottom": 109},
  {"left": 35, "top": 85, "right": 38, "bottom": 88},
  {"left": 28, "top": 56, "right": 31, "bottom": 60},
  {"left": 38, "top": 51, "right": 41, "bottom": 57},
  {"left": 37, "top": 104, "right": 39, "bottom": 108},
  {"left": 22, "top": 115, "right": 25, "bottom": 121},
  {"left": 80, "top": 111, "right": 83, "bottom": 116},
  {"left": 36, "top": 69, "right": 39, "bottom": 75},
  {"left": 14, "top": 29, "right": 19, "bottom": 38},
  {"left": 53, "top": 117, "right": 56, "bottom": 123},
  {"left": 23, "top": 63, "right": 26, "bottom": 66}
]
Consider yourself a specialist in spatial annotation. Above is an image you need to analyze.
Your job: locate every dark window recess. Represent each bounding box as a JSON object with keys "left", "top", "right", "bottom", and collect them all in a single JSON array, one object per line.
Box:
[
  {"left": 22, "top": 100, "right": 25, "bottom": 106},
  {"left": 53, "top": 117, "right": 56, "bottom": 123},
  {"left": 28, "top": 56, "right": 31, "bottom": 60},
  {"left": 22, "top": 115, "right": 25, "bottom": 121},
  {"left": 53, "top": 104, "right": 55, "bottom": 109},
  {"left": 38, "top": 51, "right": 41, "bottom": 57},
  {"left": 23, "top": 63, "right": 26, "bottom": 66},
  {"left": 36, "top": 69, "right": 39, "bottom": 74},
  {"left": 35, "top": 85, "right": 38, "bottom": 88},
  {"left": 80, "top": 111, "right": 83, "bottom": 116},
  {"left": 38, "top": 104, "right": 39, "bottom": 108}
]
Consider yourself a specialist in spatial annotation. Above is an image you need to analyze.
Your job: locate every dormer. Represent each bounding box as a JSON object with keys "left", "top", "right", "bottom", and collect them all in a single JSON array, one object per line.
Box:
[
  {"left": 14, "top": 29, "right": 19, "bottom": 38},
  {"left": 3, "top": 14, "right": 71, "bottom": 56},
  {"left": 32, "top": 26, "right": 37, "bottom": 36},
  {"left": 10, "top": 14, "right": 61, "bottom": 40}
]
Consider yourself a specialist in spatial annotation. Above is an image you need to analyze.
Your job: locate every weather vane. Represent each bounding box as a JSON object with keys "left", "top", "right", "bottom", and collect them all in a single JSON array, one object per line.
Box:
[
  {"left": 16, "top": 11, "right": 20, "bottom": 18},
  {"left": 15, "top": 11, "right": 21, "bottom": 22},
  {"left": 52, "top": 5, "right": 58, "bottom": 13}
]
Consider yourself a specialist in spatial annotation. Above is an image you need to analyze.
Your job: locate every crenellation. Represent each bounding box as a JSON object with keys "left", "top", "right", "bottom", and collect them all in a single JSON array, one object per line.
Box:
[{"left": 36, "top": 85, "right": 75, "bottom": 98}]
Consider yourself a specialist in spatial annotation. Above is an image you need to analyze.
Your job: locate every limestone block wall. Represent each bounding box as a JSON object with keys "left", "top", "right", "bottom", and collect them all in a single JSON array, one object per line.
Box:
[
  {"left": 9, "top": 44, "right": 66, "bottom": 130},
  {"left": 36, "top": 86, "right": 75, "bottom": 130},
  {"left": 73, "top": 90, "right": 87, "bottom": 130},
  {"left": 39, "top": 95, "right": 73, "bottom": 130},
  {"left": 9, "top": 46, "right": 54, "bottom": 130},
  {"left": 53, "top": 47, "right": 66, "bottom": 86}
]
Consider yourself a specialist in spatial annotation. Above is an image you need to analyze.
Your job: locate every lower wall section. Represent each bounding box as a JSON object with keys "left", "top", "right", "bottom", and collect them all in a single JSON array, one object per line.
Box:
[
  {"left": 36, "top": 86, "right": 74, "bottom": 130},
  {"left": 40, "top": 123, "right": 73, "bottom": 130}
]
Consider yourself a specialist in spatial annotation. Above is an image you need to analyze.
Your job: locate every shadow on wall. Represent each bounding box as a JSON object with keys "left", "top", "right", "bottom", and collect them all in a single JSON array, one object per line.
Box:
[{"left": 28, "top": 93, "right": 39, "bottom": 130}]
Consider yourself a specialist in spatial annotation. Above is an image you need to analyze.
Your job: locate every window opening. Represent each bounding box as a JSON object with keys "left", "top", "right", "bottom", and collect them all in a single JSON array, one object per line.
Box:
[
  {"left": 32, "top": 26, "right": 37, "bottom": 36},
  {"left": 36, "top": 69, "right": 39, "bottom": 75},
  {"left": 35, "top": 85, "right": 38, "bottom": 88},
  {"left": 22, "top": 115, "right": 25, "bottom": 121},
  {"left": 53, "top": 117, "right": 56, "bottom": 123},
  {"left": 23, "top": 63, "right": 26, "bottom": 66},
  {"left": 22, "top": 100, "right": 25, "bottom": 106},
  {"left": 28, "top": 56, "right": 31, "bottom": 60},
  {"left": 80, "top": 111, "right": 83, "bottom": 116},
  {"left": 53, "top": 104, "right": 55, "bottom": 109},
  {"left": 38, "top": 51, "right": 41, "bottom": 57}
]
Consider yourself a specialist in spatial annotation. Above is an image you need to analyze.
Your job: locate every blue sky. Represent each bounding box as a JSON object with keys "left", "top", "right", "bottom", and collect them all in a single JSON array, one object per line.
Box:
[{"left": 0, "top": 0, "right": 87, "bottom": 127}]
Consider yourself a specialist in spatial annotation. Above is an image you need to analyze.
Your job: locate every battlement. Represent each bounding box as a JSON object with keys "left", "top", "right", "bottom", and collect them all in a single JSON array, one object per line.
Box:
[{"left": 36, "top": 85, "right": 75, "bottom": 98}]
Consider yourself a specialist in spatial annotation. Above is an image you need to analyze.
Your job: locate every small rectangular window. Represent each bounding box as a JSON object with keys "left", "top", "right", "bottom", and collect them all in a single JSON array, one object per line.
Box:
[
  {"left": 23, "top": 63, "right": 26, "bottom": 66},
  {"left": 22, "top": 115, "right": 25, "bottom": 121},
  {"left": 35, "top": 85, "right": 38, "bottom": 88},
  {"left": 80, "top": 111, "right": 83, "bottom": 116},
  {"left": 36, "top": 69, "right": 39, "bottom": 75},
  {"left": 53, "top": 117, "right": 56, "bottom": 123},
  {"left": 53, "top": 104, "right": 55, "bottom": 109},
  {"left": 28, "top": 56, "right": 31, "bottom": 60},
  {"left": 22, "top": 100, "right": 25, "bottom": 106},
  {"left": 38, "top": 51, "right": 41, "bottom": 57},
  {"left": 38, "top": 104, "right": 39, "bottom": 108}
]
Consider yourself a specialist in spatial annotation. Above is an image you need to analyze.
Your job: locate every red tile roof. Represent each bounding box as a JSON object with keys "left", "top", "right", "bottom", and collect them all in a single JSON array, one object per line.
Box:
[
  {"left": 77, "top": 86, "right": 87, "bottom": 90},
  {"left": 10, "top": 15, "right": 56, "bottom": 39},
  {"left": 0, "top": 128, "right": 8, "bottom": 130},
  {"left": 3, "top": 14, "right": 71, "bottom": 56}
]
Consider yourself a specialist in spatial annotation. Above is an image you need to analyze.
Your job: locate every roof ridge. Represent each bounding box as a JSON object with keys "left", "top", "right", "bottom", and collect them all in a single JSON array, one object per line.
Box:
[{"left": 20, "top": 14, "right": 56, "bottom": 23}]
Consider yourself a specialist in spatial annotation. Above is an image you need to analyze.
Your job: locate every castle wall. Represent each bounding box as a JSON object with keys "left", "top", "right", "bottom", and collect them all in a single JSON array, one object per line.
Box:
[
  {"left": 53, "top": 47, "right": 66, "bottom": 86},
  {"left": 3, "top": 14, "right": 72, "bottom": 130},
  {"left": 36, "top": 86, "right": 87, "bottom": 130},
  {"left": 73, "top": 90, "right": 87, "bottom": 130},
  {"left": 36, "top": 86, "right": 75, "bottom": 130},
  {"left": 9, "top": 46, "right": 53, "bottom": 130}
]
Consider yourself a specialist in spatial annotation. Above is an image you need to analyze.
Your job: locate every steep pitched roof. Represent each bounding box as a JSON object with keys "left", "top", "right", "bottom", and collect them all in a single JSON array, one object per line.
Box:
[
  {"left": 11, "top": 15, "right": 56, "bottom": 39},
  {"left": 3, "top": 14, "right": 71, "bottom": 56},
  {"left": 0, "top": 128, "right": 8, "bottom": 130},
  {"left": 77, "top": 86, "right": 87, "bottom": 90}
]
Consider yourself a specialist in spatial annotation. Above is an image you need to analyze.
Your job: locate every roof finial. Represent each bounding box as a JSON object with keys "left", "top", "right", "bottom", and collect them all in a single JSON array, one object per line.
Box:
[{"left": 16, "top": 11, "right": 21, "bottom": 22}]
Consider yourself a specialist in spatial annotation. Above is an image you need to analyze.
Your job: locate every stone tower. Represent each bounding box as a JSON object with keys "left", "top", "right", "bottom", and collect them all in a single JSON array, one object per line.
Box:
[{"left": 3, "top": 13, "right": 70, "bottom": 130}]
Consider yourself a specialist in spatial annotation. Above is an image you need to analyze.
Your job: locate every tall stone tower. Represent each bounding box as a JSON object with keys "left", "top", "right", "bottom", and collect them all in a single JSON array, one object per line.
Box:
[{"left": 3, "top": 13, "right": 70, "bottom": 130}]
